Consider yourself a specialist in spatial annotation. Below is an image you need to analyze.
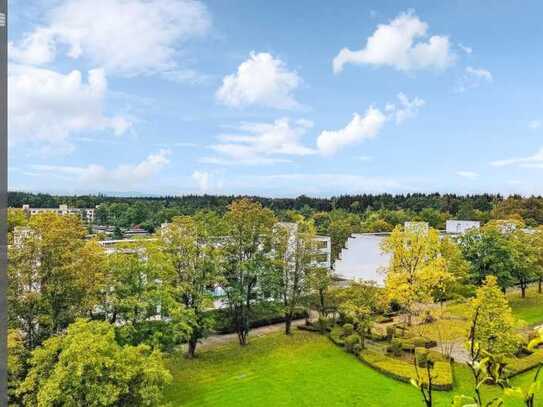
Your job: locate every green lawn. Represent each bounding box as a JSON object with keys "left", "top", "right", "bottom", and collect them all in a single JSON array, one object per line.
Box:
[
  {"left": 509, "top": 286, "right": 543, "bottom": 325},
  {"left": 164, "top": 331, "right": 543, "bottom": 407}
]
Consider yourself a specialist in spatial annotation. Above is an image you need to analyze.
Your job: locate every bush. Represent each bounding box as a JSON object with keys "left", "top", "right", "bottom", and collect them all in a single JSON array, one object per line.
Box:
[
  {"left": 387, "top": 339, "right": 403, "bottom": 356},
  {"left": 370, "top": 332, "right": 388, "bottom": 341},
  {"left": 344, "top": 334, "right": 361, "bottom": 353},
  {"left": 342, "top": 323, "right": 354, "bottom": 336},
  {"left": 375, "top": 315, "right": 394, "bottom": 324},
  {"left": 329, "top": 326, "right": 345, "bottom": 346},
  {"left": 505, "top": 350, "right": 543, "bottom": 377},
  {"left": 359, "top": 351, "right": 453, "bottom": 391},
  {"left": 415, "top": 347, "right": 430, "bottom": 367},
  {"left": 209, "top": 303, "right": 308, "bottom": 334},
  {"left": 411, "top": 336, "right": 438, "bottom": 349}
]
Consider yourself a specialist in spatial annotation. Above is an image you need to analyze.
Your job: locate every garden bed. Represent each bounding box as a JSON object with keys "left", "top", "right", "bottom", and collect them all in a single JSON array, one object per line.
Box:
[
  {"left": 505, "top": 349, "right": 543, "bottom": 377},
  {"left": 359, "top": 350, "right": 454, "bottom": 391}
]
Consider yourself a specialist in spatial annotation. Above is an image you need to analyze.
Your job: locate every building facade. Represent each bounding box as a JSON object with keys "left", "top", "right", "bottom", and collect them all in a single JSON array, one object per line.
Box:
[{"left": 21, "top": 204, "right": 96, "bottom": 223}]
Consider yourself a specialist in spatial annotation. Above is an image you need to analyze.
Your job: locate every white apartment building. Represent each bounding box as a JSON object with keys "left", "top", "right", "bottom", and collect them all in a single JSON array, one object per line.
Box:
[
  {"left": 22, "top": 204, "right": 96, "bottom": 223},
  {"left": 446, "top": 220, "right": 480, "bottom": 235}
]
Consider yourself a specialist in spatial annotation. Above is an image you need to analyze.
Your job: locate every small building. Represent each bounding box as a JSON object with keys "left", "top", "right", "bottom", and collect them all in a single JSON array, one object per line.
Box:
[{"left": 445, "top": 220, "right": 480, "bottom": 235}]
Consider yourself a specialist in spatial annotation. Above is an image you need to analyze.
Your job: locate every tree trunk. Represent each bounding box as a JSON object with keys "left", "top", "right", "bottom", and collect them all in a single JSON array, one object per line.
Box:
[
  {"left": 521, "top": 281, "right": 526, "bottom": 299},
  {"left": 319, "top": 289, "right": 325, "bottom": 317},
  {"left": 539, "top": 277, "right": 542, "bottom": 294},
  {"left": 285, "top": 314, "right": 292, "bottom": 335},
  {"left": 186, "top": 338, "right": 198, "bottom": 358}
]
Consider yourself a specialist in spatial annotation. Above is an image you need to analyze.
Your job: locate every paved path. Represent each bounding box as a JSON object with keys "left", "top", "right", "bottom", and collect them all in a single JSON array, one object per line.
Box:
[{"left": 187, "top": 318, "right": 308, "bottom": 352}]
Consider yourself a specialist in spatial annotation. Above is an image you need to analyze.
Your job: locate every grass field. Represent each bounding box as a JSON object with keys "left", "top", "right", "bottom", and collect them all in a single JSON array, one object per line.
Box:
[
  {"left": 164, "top": 331, "right": 543, "bottom": 407},
  {"left": 509, "top": 286, "right": 543, "bottom": 325}
]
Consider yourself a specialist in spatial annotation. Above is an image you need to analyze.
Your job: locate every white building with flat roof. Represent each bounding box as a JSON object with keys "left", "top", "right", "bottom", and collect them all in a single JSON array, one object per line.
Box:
[
  {"left": 22, "top": 204, "right": 95, "bottom": 223},
  {"left": 446, "top": 220, "right": 480, "bottom": 235}
]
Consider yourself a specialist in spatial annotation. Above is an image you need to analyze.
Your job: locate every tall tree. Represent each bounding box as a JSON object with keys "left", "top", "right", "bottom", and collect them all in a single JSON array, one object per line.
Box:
[
  {"left": 271, "top": 220, "right": 319, "bottom": 335},
  {"left": 8, "top": 213, "right": 104, "bottom": 348},
  {"left": 381, "top": 226, "right": 457, "bottom": 325},
  {"left": 221, "top": 199, "right": 276, "bottom": 345},
  {"left": 152, "top": 216, "right": 222, "bottom": 357}
]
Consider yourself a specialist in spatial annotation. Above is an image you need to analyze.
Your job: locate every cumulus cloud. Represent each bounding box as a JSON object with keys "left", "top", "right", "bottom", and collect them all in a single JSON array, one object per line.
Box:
[
  {"left": 216, "top": 52, "right": 302, "bottom": 109},
  {"left": 333, "top": 10, "right": 454, "bottom": 73},
  {"left": 317, "top": 107, "right": 386, "bottom": 155},
  {"left": 204, "top": 118, "right": 316, "bottom": 165},
  {"left": 8, "top": 64, "right": 131, "bottom": 152},
  {"left": 455, "top": 66, "right": 493, "bottom": 93},
  {"left": 31, "top": 149, "right": 171, "bottom": 188},
  {"left": 457, "top": 171, "right": 479, "bottom": 179},
  {"left": 385, "top": 93, "right": 425, "bottom": 124},
  {"left": 458, "top": 43, "right": 472, "bottom": 54},
  {"left": 491, "top": 148, "right": 543, "bottom": 168},
  {"left": 8, "top": 0, "right": 210, "bottom": 77}
]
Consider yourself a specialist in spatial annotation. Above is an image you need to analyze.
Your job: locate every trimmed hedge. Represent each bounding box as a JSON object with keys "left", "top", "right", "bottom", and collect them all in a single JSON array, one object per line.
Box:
[
  {"left": 359, "top": 350, "right": 453, "bottom": 391},
  {"left": 329, "top": 326, "right": 345, "bottom": 346},
  {"left": 209, "top": 303, "right": 308, "bottom": 334},
  {"left": 505, "top": 349, "right": 543, "bottom": 377}
]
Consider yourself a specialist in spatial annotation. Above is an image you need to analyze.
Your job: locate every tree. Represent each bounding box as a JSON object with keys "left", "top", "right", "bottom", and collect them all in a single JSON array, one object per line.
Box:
[
  {"left": 8, "top": 329, "right": 29, "bottom": 406},
  {"left": 103, "top": 251, "right": 190, "bottom": 351},
  {"left": 271, "top": 220, "right": 318, "bottom": 335},
  {"left": 381, "top": 226, "right": 456, "bottom": 325},
  {"left": 8, "top": 213, "right": 104, "bottom": 348},
  {"left": 457, "top": 224, "right": 516, "bottom": 291},
  {"left": 510, "top": 229, "right": 538, "bottom": 298},
  {"left": 532, "top": 227, "right": 543, "bottom": 294},
  {"left": 152, "top": 216, "right": 222, "bottom": 357},
  {"left": 469, "top": 275, "right": 518, "bottom": 356},
  {"left": 308, "top": 266, "right": 332, "bottom": 318},
  {"left": 18, "top": 320, "right": 171, "bottom": 407},
  {"left": 221, "top": 199, "right": 276, "bottom": 345}
]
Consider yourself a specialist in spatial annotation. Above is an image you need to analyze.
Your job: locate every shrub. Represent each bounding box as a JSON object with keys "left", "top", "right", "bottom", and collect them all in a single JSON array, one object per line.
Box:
[
  {"left": 387, "top": 339, "right": 403, "bottom": 356},
  {"left": 505, "top": 349, "right": 543, "bottom": 377},
  {"left": 359, "top": 351, "right": 453, "bottom": 391},
  {"left": 344, "top": 334, "right": 361, "bottom": 353},
  {"left": 415, "top": 347, "right": 430, "bottom": 367},
  {"left": 375, "top": 315, "right": 394, "bottom": 324},
  {"left": 329, "top": 326, "right": 345, "bottom": 346},
  {"left": 412, "top": 336, "right": 438, "bottom": 349},
  {"left": 342, "top": 323, "right": 354, "bottom": 336}
]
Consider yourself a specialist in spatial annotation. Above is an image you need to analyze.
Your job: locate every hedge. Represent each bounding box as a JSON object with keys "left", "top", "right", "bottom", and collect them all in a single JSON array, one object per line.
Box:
[
  {"left": 329, "top": 326, "right": 345, "bottom": 346},
  {"left": 359, "top": 350, "right": 453, "bottom": 391},
  {"left": 505, "top": 349, "right": 543, "bottom": 377},
  {"left": 209, "top": 303, "right": 308, "bottom": 334}
]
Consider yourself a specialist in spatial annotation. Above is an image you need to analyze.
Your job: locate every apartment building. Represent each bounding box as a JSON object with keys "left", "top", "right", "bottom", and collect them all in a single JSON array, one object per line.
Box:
[{"left": 21, "top": 204, "right": 96, "bottom": 223}]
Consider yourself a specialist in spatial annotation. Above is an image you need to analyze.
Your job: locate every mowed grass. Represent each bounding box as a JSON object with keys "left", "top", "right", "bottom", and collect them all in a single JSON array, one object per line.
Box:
[
  {"left": 164, "top": 331, "right": 543, "bottom": 407},
  {"left": 509, "top": 286, "right": 543, "bottom": 325}
]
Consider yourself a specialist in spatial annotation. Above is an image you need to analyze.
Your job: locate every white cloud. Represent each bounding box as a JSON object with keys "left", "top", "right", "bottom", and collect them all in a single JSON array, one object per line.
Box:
[
  {"left": 333, "top": 10, "right": 454, "bottom": 73},
  {"left": 455, "top": 66, "right": 493, "bottom": 93},
  {"left": 192, "top": 170, "right": 210, "bottom": 192},
  {"left": 204, "top": 118, "right": 316, "bottom": 165},
  {"left": 8, "top": 64, "right": 132, "bottom": 152},
  {"left": 216, "top": 52, "right": 302, "bottom": 109},
  {"left": 317, "top": 107, "right": 386, "bottom": 155},
  {"left": 491, "top": 148, "right": 543, "bottom": 168},
  {"left": 458, "top": 43, "right": 472, "bottom": 54},
  {"left": 9, "top": 0, "right": 210, "bottom": 77},
  {"left": 31, "top": 149, "right": 171, "bottom": 188},
  {"left": 456, "top": 171, "right": 479, "bottom": 179},
  {"left": 385, "top": 93, "right": 425, "bottom": 124},
  {"left": 529, "top": 120, "right": 541, "bottom": 130}
]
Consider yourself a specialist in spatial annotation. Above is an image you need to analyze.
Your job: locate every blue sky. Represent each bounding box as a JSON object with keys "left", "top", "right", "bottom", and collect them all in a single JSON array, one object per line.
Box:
[{"left": 7, "top": 0, "right": 543, "bottom": 197}]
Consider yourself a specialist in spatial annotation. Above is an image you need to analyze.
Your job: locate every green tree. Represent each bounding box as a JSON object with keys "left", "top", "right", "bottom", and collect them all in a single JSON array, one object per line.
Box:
[
  {"left": 8, "top": 329, "right": 29, "bottom": 406},
  {"left": 152, "top": 216, "right": 222, "bottom": 357},
  {"left": 458, "top": 224, "right": 516, "bottom": 291},
  {"left": 222, "top": 199, "right": 276, "bottom": 345},
  {"left": 271, "top": 220, "right": 319, "bottom": 335},
  {"left": 8, "top": 213, "right": 104, "bottom": 348},
  {"left": 18, "top": 319, "right": 171, "bottom": 407}
]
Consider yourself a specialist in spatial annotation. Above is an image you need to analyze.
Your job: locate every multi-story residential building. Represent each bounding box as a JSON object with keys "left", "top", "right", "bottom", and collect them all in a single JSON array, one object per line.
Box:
[
  {"left": 445, "top": 220, "right": 480, "bottom": 235},
  {"left": 21, "top": 204, "right": 96, "bottom": 223}
]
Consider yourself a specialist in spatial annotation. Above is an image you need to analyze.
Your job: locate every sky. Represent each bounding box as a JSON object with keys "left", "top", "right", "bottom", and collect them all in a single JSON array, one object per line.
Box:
[{"left": 7, "top": 0, "right": 543, "bottom": 197}]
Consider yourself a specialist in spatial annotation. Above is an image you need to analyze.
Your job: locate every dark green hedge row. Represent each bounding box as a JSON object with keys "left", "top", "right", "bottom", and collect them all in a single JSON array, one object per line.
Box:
[{"left": 208, "top": 303, "right": 308, "bottom": 334}]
